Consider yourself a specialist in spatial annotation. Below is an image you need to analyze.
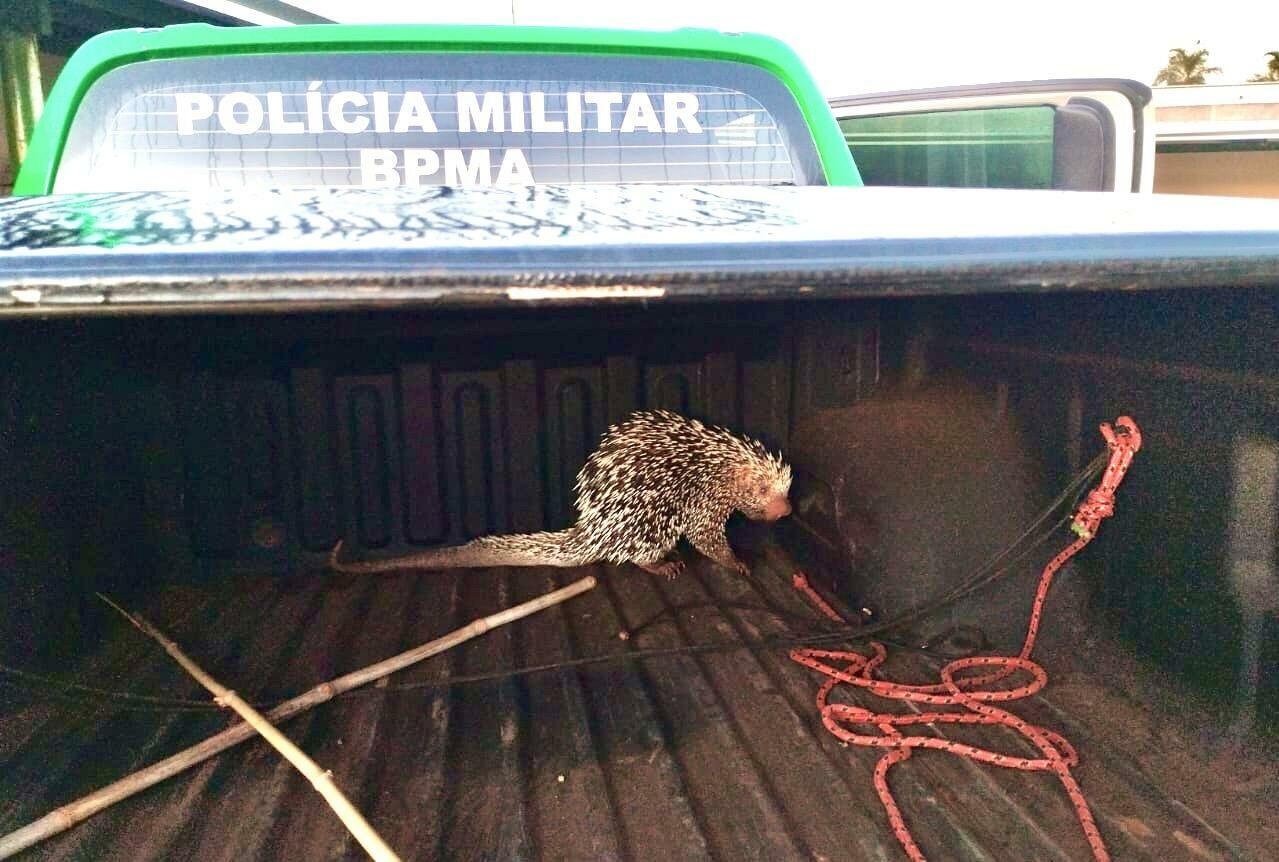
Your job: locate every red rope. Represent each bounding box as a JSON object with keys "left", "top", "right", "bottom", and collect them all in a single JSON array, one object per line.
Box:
[{"left": 790, "top": 417, "right": 1142, "bottom": 862}]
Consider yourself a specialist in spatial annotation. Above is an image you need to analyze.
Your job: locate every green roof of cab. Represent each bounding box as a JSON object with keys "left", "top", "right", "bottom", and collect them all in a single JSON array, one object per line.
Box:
[{"left": 14, "top": 23, "right": 862, "bottom": 194}]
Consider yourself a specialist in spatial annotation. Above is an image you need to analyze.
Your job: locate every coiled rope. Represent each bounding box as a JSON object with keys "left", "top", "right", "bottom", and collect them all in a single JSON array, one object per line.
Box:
[{"left": 790, "top": 417, "right": 1142, "bottom": 862}]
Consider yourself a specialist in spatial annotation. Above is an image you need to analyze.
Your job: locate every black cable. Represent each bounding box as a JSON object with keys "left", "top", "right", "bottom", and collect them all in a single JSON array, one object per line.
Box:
[
  {"left": 346, "top": 449, "right": 1108, "bottom": 694},
  {"left": 0, "top": 676, "right": 224, "bottom": 713},
  {"left": 0, "top": 450, "right": 1110, "bottom": 712},
  {"left": 0, "top": 513, "right": 1075, "bottom": 708}
]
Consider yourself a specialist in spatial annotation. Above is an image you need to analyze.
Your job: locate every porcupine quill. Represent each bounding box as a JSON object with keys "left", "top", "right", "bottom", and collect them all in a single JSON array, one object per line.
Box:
[{"left": 329, "top": 409, "right": 793, "bottom": 578}]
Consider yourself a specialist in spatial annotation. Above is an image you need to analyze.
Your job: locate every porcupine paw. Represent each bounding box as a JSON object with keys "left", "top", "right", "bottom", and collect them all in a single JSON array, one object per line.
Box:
[
  {"left": 642, "top": 560, "right": 685, "bottom": 579},
  {"left": 729, "top": 560, "right": 751, "bottom": 577}
]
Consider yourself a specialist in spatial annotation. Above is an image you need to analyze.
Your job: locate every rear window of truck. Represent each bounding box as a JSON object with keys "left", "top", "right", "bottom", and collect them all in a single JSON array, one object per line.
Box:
[{"left": 52, "top": 52, "right": 826, "bottom": 191}]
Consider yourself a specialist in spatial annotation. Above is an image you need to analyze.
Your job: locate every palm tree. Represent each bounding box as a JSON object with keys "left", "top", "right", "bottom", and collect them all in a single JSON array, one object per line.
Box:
[
  {"left": 1153, "top": 46, "right": 1223, "bottom": 85},
  {"left": 1248, "top": 51, "right": 1279, "bottom": 82}
]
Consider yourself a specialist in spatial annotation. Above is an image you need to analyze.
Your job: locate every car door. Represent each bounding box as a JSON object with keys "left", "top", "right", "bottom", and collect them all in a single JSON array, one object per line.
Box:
[{"left": 830, "top": 79, "right": 1153, "bottom": 193}]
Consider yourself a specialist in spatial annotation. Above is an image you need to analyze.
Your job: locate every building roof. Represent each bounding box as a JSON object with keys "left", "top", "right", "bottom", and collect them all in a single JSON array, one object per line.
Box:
[{"left": 1153, "top": 83, "right": 1279, "bottom": 143}]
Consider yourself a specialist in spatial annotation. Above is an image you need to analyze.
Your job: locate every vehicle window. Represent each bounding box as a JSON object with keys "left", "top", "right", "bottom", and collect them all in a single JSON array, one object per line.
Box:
[
  {"left": 54, "top": 52, "right": 825, "bottom": 191},
  {"left": 839, "top": 105, "right": 1055, "bottom": 189}
]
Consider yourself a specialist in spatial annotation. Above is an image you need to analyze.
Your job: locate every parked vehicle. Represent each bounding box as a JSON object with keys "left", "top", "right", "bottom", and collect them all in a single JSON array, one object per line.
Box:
[
  {"left": 829, "top": 79, "right": 1154, "bottom": 192},
  {"left": 831, "top": 78, "right": 1279, "bottom": 200}
]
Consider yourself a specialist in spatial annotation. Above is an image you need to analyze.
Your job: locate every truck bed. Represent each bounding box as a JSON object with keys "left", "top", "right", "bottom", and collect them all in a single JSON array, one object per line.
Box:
[
  {"left": 4, "top": 186, "right": 1279, "bottom": 860},
  {"left": 3, "top": 551, "right": 1272, "bottom": 861}
]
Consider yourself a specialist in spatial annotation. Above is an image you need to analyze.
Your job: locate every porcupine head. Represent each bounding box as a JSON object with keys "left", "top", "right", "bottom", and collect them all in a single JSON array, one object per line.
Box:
[{"left": 723, "top": 427, "right": 794, "bottom": 523}]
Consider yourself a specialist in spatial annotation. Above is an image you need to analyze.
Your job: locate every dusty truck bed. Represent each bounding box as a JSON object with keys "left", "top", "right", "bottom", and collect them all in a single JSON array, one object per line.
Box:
[
  {"left": 4, "top": 187, "right": 1279, "bottom": 861},
  {"left": 3, "top": 551, "right": 1273, "bottom": 862}
]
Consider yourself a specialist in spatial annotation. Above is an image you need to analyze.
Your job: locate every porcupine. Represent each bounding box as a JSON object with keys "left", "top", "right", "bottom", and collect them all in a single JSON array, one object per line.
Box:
[{"left": 328, "top": 409, "right": 793, "bottom": 578}]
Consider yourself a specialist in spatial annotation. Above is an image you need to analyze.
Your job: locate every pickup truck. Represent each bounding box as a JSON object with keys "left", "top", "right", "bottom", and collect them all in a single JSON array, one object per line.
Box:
[
  {"left": 2, "top": 23, "right": 1279, "bottom": 862},
  {"left": 830, "top": 79, "right": 1279, "bottom": 199},
  {"left": 831, "top": 78, "right": 1155, "bottom": 193}
]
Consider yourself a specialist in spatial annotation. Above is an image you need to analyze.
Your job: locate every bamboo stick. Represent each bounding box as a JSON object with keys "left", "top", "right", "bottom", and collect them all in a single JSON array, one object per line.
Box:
[
  {"left": 96, "top": 595, "right": 400, "bottom": 862},
  {"left": 0, "top": 575, "right": 597, "bottom": 860}
]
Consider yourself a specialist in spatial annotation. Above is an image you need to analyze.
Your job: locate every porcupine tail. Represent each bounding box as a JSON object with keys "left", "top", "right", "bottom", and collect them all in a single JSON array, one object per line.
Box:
[{"left": 328, "top": 527, "right": 597, "bottom": 574}]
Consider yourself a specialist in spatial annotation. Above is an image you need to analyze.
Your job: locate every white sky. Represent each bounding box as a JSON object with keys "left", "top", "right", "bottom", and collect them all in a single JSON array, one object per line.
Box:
[{"left": 254, "top": 0, "right": 1279, "bottom": 95}]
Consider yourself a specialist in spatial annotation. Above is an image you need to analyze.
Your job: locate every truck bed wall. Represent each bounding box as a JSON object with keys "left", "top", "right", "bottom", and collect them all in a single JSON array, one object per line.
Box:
[{"left": 2, "top": 288, "right": 1275, "bottom": 721}]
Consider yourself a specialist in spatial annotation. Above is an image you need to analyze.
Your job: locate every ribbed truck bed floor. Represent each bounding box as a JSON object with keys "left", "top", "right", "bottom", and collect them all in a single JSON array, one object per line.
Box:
[{"left": 0, "top": 554, "right": 1271, "bottom": 861}]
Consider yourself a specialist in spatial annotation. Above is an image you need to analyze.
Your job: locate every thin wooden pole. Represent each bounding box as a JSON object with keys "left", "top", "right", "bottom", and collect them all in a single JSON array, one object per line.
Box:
[
  {"left": 0, "top": 575, "right": 597, "bottom": 860},
  {"left": 96, "top": 594, "right": 401, "bottom": 862}
]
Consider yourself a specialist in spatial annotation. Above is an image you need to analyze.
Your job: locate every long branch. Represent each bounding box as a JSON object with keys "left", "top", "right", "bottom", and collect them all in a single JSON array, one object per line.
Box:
[
  {"left": 96, "top": 594, "right": 401, "bottom": 862},
  {"left": 0, "top": 574, "right": 597, "bottom": 860}
]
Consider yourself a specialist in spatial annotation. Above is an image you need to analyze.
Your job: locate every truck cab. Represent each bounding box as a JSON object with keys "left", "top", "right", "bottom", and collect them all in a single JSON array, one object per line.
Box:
[
  {"left": 830, "top": 79, "right": 1154, "bottom": 192},
  {"left": 13, "top": 23, "right": 860, "bottom": 194}
]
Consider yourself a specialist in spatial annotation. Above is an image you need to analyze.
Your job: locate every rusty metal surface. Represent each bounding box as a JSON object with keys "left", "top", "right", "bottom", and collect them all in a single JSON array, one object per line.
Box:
[{"left": 0, "top": 556, "right": 1253, "bottom": 862}]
